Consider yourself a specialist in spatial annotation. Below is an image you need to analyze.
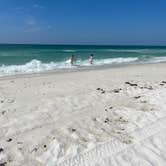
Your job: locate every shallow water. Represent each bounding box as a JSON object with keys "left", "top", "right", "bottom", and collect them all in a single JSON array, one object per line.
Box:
[{"left": 0, "top": 44, "right": 166, "bottom": 76}]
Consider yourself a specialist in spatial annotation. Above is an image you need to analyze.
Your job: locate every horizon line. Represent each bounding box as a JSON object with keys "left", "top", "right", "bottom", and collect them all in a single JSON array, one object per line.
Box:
[{"left": 0, "top": 43, "right": 166, "bottom": 47}]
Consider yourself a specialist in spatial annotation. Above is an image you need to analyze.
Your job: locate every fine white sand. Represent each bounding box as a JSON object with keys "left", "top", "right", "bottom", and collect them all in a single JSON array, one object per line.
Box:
[{"left": 1, "top": 63, "right": 166, "bottom": 166}]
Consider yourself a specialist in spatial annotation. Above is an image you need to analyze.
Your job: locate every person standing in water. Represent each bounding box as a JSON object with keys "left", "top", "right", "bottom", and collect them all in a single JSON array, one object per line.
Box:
[
  {"left": 89, "top": 54, "right": 94, "bottom": 64},
  {"left": 70, "top": 55, "right": 74, "bottom": 65}
]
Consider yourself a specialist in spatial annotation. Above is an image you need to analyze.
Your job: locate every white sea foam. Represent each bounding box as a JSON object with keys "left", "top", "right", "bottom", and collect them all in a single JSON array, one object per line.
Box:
[
  {"left": 1, "top": 56, "right": 166, "bottom": 77},
  {"left": 0, "top": 57, "right": 139, "bottom": 76},
  {"left": 106, "top": 49, "right": 151, "bottom": 53},
  {"left": 0, "top": 59, "right": 76, "bottom": 76},
  {"left": 62, "top": 50, "right": 76, "bottom": 53},
  {"left": 149, "top": 56, "right": 166, "bottom": 63},
  {"left": 94, "top": 57, "right": 138, "bottom": 65}
]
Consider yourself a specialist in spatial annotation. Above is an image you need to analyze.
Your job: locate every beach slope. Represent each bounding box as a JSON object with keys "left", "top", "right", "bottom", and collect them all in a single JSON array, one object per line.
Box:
[{"left": 1, "top": 63, "right": 166, "bottom": 166}]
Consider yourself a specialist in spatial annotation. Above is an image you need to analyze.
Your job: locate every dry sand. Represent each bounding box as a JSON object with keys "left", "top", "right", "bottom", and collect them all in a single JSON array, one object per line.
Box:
[{"left": 1, "top": 63, "right": 166, "bottom": 166}]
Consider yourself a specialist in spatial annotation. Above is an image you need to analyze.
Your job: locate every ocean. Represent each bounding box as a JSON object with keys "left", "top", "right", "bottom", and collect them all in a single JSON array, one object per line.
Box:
[{"left": 0, "top": 44, "right": 166, "bottom": 76}]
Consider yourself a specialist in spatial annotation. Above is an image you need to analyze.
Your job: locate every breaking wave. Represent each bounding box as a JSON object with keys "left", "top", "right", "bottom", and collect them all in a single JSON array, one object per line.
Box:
[
  {"left": 1, "top": 56, "right": 166, "bottom": 76},
  {"left": 0, "top": 57, "right": 138, "bottom": 76}
]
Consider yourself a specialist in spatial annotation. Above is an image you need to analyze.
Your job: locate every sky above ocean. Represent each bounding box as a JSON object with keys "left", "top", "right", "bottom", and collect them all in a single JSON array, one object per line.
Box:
[{"left": 0, "top": 0, "right": 166, "bottom": 45}]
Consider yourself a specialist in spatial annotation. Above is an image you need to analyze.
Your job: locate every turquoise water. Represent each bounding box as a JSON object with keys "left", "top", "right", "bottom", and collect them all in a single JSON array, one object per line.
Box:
[{"left": 0, "top": 44, "right": 166, "bottom": 76}]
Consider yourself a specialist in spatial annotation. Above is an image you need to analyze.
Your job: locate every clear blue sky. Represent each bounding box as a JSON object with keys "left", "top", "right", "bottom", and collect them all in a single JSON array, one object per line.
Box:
[{"left": 0, "top": 0, "right": 166, "bottom": 45}]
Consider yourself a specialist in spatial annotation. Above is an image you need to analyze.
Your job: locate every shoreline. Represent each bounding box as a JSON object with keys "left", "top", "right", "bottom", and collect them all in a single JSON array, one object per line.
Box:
[{"left": 0, "top": 61, "right": 166, "bottom": 81}]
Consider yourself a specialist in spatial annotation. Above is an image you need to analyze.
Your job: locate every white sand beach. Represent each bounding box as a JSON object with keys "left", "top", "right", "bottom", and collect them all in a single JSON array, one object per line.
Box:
[{"left": 1, "top": 63, "right": 166, "bottom": 166}]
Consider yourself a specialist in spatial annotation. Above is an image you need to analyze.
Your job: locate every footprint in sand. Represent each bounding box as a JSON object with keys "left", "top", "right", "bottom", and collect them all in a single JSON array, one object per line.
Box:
[{"left": 7, "top": 99, "right": 15, "bottom": 104}]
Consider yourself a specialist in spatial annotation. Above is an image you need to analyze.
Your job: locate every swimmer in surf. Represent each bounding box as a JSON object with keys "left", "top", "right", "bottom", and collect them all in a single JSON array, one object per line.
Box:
[
  {"left": 70, "top": 55, "right": 74, "bottom": 65},
  {"left": 89, "top": 54, "right": 94, "bottom": 64}
]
